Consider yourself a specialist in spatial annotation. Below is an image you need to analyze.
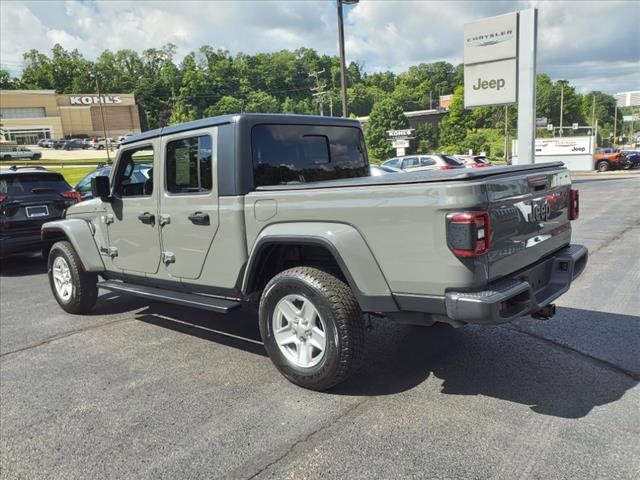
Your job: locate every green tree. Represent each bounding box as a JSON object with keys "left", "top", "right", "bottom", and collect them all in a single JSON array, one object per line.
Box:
[
  {"left": 438, "top": 86, "right": 472, "bottom": 150},
  {"left": 365, "top": 96, "right": 408, "bottom": 162}
]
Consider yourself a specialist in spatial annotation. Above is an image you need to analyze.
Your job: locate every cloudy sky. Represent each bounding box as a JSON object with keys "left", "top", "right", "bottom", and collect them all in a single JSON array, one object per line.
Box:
[{"left": 1, "top": 0, "right": 638, "bottom": 94}]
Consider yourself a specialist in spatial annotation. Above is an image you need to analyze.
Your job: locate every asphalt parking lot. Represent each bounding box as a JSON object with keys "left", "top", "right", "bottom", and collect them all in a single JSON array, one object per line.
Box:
[{"left": 1, "top": 173, "right": 638, "bottom": 479}]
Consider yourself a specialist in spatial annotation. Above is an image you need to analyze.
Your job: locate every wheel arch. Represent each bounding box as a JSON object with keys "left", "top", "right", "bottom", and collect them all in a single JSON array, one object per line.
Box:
[
  {"left": 41, "top": 219, "right": 105, "bottom": 272},
  {"left": 242, "top": 222, "right": 398, "bottom": 313}
]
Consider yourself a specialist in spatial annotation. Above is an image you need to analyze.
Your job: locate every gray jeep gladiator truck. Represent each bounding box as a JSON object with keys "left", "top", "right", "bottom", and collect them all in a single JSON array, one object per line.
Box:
[{"left": 42, "top": 114, "right": 587, "bottom": 390}]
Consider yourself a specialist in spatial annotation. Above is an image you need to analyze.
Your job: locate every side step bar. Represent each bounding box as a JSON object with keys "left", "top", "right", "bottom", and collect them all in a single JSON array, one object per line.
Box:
[{"left": 98, "top": 280, "right": 242, "bottom": 314}]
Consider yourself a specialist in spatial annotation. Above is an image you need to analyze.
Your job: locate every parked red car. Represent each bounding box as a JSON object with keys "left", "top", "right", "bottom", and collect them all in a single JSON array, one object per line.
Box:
[{"left": 457, "top": 155, "right": 491, "bottom": 168}]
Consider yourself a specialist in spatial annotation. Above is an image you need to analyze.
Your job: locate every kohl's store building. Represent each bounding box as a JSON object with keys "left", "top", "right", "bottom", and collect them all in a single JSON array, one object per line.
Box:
[{"left": 0, "top": 89, "right": 141, "bottom": 144}]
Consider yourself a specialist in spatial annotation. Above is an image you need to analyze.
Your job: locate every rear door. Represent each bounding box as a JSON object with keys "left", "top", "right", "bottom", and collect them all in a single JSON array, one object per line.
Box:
[
  {"left": 487, "top": 168, "right": 573, "bottom": 280},
  {"left": 158, "top": 128, "right": 219, "bottom": 280}
]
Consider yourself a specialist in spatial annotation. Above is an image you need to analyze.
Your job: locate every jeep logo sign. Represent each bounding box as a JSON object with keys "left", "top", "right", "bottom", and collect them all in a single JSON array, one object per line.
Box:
[
  {"left": 464, "top": 58, "right": 517, "bottom": 108},
  {"left": 69, "top": 95, "right": 123, "bottom": 105}
]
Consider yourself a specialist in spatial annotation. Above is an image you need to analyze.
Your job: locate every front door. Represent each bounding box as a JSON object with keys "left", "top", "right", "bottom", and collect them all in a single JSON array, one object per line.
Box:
[
  {"left": 159, "top": 128, "right": 219, "bottom": 280},
  {"left": 106, "top": 143, "right": 161, "bottom": 274}
]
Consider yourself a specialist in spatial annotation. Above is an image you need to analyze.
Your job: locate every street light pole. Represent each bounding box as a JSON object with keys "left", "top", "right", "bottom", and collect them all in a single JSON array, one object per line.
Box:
[
  {"left": 336, "top": 0, "right": 358, "bottom": 117},
  {"left": 559, "top": 80, "right": 565, "bottom": 137},
  {"left": 92, "top": 73, "right": 111, "bottom": 163}
]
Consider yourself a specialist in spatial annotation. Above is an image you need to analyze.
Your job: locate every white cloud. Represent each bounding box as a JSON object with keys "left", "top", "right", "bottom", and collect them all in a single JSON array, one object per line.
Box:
[{"left": 1, "top": 0, "right": 638, "bottom": 94}]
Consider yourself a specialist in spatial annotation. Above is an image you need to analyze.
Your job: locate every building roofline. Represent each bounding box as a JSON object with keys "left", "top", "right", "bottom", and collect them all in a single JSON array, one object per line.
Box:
[{"left": 0, "top": 89, "right": 56, "bottom": 95}]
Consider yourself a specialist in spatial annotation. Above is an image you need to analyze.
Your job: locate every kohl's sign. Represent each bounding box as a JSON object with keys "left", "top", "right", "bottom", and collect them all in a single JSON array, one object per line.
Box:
[{"left": 69, "top": 95, "right": 123, "bottom": 105}]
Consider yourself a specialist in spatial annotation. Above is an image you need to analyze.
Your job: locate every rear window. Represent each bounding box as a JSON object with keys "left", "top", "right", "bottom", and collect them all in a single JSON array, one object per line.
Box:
[
  {"left": 0, "top": 173, "right": 70, "bottom": 196},
  {"left": 442, "top": 155, "right": 463, "bottom": 166},
  {"left": 251, "top": 124, "right": 368, "bottom": 187}
]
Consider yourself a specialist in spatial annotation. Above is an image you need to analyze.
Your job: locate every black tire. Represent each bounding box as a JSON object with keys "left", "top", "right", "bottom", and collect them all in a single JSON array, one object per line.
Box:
[
  {"left": 259, "top": 266, "right": 365, "bottom": 391},
  {"left": 33, "top": 153, "right": 42, "bottom": 160},
  {"left": 2, "top": 155, "right": 10, "bottom": 160},
  {"left": 48, "top": 241, "right": 98, "bottom": 314},
  {"left": 596, "top": 160, "right": 610, "bottom": 172}
]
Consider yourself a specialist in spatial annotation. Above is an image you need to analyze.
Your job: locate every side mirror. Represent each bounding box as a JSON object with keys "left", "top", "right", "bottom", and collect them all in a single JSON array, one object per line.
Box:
[{"left": 91, "top": 175, "right": 111, "bottom": 202}]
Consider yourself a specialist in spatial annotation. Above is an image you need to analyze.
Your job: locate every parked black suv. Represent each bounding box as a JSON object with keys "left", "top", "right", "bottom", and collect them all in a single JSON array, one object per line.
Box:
[{"left": 0, "top": 167, "right": 80, "bottom": 257}]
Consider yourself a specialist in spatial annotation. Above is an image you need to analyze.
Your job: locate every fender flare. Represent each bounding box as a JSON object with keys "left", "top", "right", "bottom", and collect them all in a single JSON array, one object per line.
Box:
[
  {"left": 41, "top": 219, "right": 105, "bottom": 272},
  {"left": 242, "top": 222, "right": 398, "bottom": 312}
]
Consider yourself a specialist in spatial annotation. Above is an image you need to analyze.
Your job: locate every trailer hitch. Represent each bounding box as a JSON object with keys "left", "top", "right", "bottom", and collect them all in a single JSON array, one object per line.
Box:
[{"left": 531, "top": 304, "right": 556, "bottom": 320}]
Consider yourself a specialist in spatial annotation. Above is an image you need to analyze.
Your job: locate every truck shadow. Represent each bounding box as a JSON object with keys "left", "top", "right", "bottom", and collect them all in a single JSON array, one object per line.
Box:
[
  {"left": 335, "top": 311, "right": 638, "bottom": 419},
  {"left": 125, "top": 300, "right": 638, "bottom": 419},
  {"left": 0, "top": 252, "right": 47, "bottom": 277}
]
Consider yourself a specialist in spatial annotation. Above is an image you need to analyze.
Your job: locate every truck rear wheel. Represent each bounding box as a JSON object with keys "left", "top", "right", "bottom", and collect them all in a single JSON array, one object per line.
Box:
[
  {"left": 259, "top": 266, "right": 365, "bottom": 391},
  {"left": 48, "top": 241, "right": 98, "bottom": 314}
]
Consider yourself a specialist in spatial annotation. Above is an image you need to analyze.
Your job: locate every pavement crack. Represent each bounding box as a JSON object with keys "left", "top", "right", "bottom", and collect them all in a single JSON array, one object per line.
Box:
[
  {"left": 243, "top": 399, "right": 367, "bottom": 480},
  {"left": 0, "top": 317, "right": 134, "bottom": 358},
  {"left": 507, "top": 324, "right": 639, "bottom": 381}
]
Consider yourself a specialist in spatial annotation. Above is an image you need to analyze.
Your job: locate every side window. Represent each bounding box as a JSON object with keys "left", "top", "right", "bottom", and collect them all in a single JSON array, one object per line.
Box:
[
  {"left": 166, "top": 135, "right": 212, "bottom": 194},
  {"left": 402, "top": 157, "right": 419, "bottom": 168},
  {"left": 419, "top": 157, "right": 436, "bottom": 166},
  {"left": 114, "top": 147, "right": 155, "bottom": 197}
]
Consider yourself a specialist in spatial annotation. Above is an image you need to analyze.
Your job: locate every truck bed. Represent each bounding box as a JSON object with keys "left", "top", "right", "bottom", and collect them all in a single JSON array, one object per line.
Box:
[{"left": 255, "top": 162, "right": 565, "bottom": 191}]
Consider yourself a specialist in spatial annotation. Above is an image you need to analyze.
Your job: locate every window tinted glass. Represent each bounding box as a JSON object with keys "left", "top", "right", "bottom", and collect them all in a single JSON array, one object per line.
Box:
[
  {"left": 252, "top": 125, "right": 368, "bottom": 186},
  {"left": 0, "top": 173, "right": 70, "bottom": 196},
  {"left": 442, "top": 154, "right": 463, "bottom": 166},
  {"left": 402, "top": 157, "right": 419, "bottom": 168},
  {"left": 419, "top": 157, "right": 436, "bottom": 166},
  {"left": 114, "top": 147, "right": 155, "bottom": 197},
  {"left": 166, "top": 135, "right": 213, "bottom": 194}
]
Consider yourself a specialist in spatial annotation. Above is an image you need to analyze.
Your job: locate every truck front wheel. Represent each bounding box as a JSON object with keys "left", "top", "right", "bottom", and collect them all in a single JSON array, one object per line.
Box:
[
  {"left": 596, "top": 160, "right": 610, "bottom": 172},
  {"left": 48, "top": 241, "right": 98, "bottom": 314},
  {"left": 259, "top": 266, "right": 365, "bottom": 391}
]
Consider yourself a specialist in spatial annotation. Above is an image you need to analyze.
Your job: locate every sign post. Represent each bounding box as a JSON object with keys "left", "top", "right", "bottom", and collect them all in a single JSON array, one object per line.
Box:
[
  {"left": 464, "top": 9, "right": 537, "bottom": 164},
  {"left": 514, "top": 8, "right": 537, "bottom": 165},
  {"left": 386, "top": 129, "right": 415, "bottom": 157}
]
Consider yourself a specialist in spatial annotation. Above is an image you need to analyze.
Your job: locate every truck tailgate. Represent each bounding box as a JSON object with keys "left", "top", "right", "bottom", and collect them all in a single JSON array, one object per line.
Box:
[{"left": 486, "top": 167, "right": 573, "bottom": 280}]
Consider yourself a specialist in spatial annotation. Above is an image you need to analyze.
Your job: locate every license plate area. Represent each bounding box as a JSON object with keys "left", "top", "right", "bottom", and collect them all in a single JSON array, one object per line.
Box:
[{"left": 26, "top": 205, "right": 49, "bottom": 218}]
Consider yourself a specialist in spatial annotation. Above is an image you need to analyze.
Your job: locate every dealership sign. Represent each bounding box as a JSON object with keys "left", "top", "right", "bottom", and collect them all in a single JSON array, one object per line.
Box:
[
  {"left": 464, "top": 12, "right": 517, "bottom": 65},
  {"left": 464, "top": 59, "right": 517, "bottom": 107},
  {"left": 69, "top": 95, "right": 123, "bottom": 105},
  {"left": 464, "top": 12, "right": 519, "bottom": 108}
]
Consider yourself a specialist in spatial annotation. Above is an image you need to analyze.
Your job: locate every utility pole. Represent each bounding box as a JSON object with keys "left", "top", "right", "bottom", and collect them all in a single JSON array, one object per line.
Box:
[
  {"left": 92, "top": 73, "right": 111, "bottom": 163},
  {"left": 559, "top": 80, "right": 565, "bottom": 137},
  {"left": 614, "top": 104, "right": 618, "bottom": 146},
  {"left": 336, "top": 0, "right": 353, "bottom": 117},
  {"left": 309, "top": 69, "right": 328, "bottom": 116},
  {"left": 591, "top": 94, "right": 597, "bottom": 147},
  {"left": 429, "top": 91, "right": 433, "bottom": 110}
]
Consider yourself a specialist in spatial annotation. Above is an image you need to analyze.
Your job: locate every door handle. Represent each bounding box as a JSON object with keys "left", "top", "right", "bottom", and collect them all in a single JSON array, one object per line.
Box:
[
  {"left": 137, "top": 212, "right": 155, "bottom": 225},
  {"left": 188, "top": 211, "right": 210, "bottom": 225}
]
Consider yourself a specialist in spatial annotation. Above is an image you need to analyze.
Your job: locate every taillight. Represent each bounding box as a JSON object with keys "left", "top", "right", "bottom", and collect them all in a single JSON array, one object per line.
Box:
[
  {"left": 446, "top": 211, "right": 491, "bottom": 257},
  {"left": 0, "top": 193, "right": 6, "bottom": 203},
  {"left": 438, "top": 165, "right": 456, "bottom": 170},
  {"left": 60, "top": 190, "right": 82, "bottom": 203},
  {"left": 569, "top": 189, "right": 579, "bottom": 220}
]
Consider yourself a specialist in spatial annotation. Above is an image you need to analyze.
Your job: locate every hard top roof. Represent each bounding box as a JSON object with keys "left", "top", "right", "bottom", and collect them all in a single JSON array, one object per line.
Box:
[
  {"left": 0, "top": 166, "right": 59, "bottom": 175},
  {"left": 121, "top": 113, "right": 362, "bottom": 146}
]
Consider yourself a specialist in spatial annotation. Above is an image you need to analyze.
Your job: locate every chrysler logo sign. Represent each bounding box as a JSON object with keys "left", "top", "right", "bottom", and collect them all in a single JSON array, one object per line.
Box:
[
  {"left": 69, "top": 95, "right": 123, "bottom": 105},
  {"left": 466, "top": 30, "right": 514, "bottom": 48}
]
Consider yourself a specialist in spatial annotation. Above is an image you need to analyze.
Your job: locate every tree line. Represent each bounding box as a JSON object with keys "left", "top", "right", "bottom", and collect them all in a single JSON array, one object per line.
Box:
[{"left": 0, "top": 43, "right": 625, "bottom": 161}]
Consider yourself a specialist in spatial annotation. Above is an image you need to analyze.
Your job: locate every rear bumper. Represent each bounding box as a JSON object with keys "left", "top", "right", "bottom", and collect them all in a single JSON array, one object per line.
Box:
[
  {"left": 444, "top": 244, "right": 587, "bottom": 324},
  {"left": 392, "top": 244, "right": 588, "bottom": 325}
]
